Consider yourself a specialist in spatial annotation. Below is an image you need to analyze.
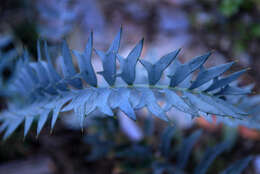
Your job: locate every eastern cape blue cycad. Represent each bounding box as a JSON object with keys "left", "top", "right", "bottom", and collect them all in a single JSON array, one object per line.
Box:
[{"left": 0, "top": 28, "right": 258, "bottom": 140}]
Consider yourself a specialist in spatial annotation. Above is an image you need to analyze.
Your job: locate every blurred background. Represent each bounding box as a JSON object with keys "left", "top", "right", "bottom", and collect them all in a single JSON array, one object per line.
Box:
[{"left": 0, "top": 0, "right": 260, "bottom": 173}]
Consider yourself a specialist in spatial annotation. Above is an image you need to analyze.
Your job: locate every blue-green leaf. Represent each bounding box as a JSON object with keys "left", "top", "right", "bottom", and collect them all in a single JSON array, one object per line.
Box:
[
  {"left": 160, "top": 126, "right": 176, "bottom": 157},
  {"left": 37, "top": 109, "right": 51, "bottom": 136},
  {"left": 96, "top": 51, "right": 117, "bottom": 86},
  {"left": 0, "top": 121, "right": 8, "bottom": 133},
  {"left": 51, "top": 95, "right": 73, "bottom": 131},
  {"left": 61, "top": 93, "right": 80, "bottom": 112},
  {"left": 44, "top": 41, "right": 67, "bottom": 91},
  {"left": 140, "top": 49, "right": 180, "bottom": 85},
  {"left": 95, "top": 28, "right": 122, "bottom": 86},
  {"left": 109, "top": 88, "right": 136, "bottom": 120},
  {"left": 23, "top": 55, "right": 38, "bottom": 87},
  {"left": 108, "top": 27, "right": 122, "bottom": 53},
  {"left": 73, "top": 32, "right": 97, "bottom": 87},
  {"left": 24, "top": 116, "right": 34, "bottom": 137},
  {"left": 220, "top": 156, "right": 253, "bottom": 174},
  {"left": 84, "top": 88, "right": 113, "bottom": 116},
  {"left": 61, "top": 40, "right": 77, "bottom": 77},
  {"left": 156, "top": 49, "right": 181, "bottom": 73},
  {"left": 73, "top": 94, "right": 90, "bottom": 129},
  {"left": 214, "top": 85, "right": 251, "bottom": 96},
  {"left": 205, "top": 69, "right": 248, "bottom": 92},
  {"left": 190, "top": 62, "right": 234, "bottom": 89},
  {"left": 137, "top": 88, "right": 168, "bottom": 121},
  {"left": 44, "top": 41, "right": 61, "bottom": 82},
  {"left": 69, "top": 91, "right": 94, "bottom": 128},
  {"left": 194, "top": 141, "right": 230, "bottom": 174},
  {"left": 61, "top": 40, "right": 82, "bottom": 89},
  {"left": 213, "top": 96, "right": 247, "bottom": 116},
  {"left": 129, "top": 89, "right": 144, "bottom": 109},
  {"left": 143, "top": 116, "right": 154, "bottom": 136},
  {"left": 184, "top": 92, "right": 227, "bottom": 116},
  {"left": 177, "top": 130, "right": 202, "bottom": 169},
  {"left": 19, "top": 69, "right": 34, "bottom": 92},
  {"left": 169, "top": 52, "right": 211, "bottom": 87},
  {"left": 33, "top": 61, "right": 50, "bottom": 88},
  {"left": 163, "top": 89, "right": 195, "bottom": 115},
  {"left": 118, "top": 39, "right": 144, "bottom": 85},
  {"left": 3, "top": 117, "right": 23, "bottom": 140},
  {"left": 197, "top": 94, "right": 247, "bottom": 119}
]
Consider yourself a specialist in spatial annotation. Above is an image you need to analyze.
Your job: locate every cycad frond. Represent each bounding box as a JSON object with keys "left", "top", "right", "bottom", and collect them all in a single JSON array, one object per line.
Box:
[{"left": 0, "top": 28, "right": 257, "bottom": 140}]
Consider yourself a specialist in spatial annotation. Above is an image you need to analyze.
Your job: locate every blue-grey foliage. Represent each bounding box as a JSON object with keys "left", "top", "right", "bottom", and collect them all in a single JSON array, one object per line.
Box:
[
  {"left": 0, "top": 28, "right": 258, "bottom": 140},
  {"left": 205, "top": 69, "right": 248, "bottom": 92},
  {"left": 177, "top": 130, "right": 202, "bottom": 169},
  {"left": 189, "top": 62, "right": 234, "bottom": 90},
  {"left": 140, "top": 48, "right": 180, "bottom": 85},
  {"left": 73, "top": 32, "right": 97, "bottom": 87},
  {"left": 194, "top": 141, "right": 231, "bottom": 174},
  {"left": 155, "top": 126, "right": 251, "bottom": 174},
  {"left": 220, "top": 156, "right": 252, "bottom": 174},
  {"left": 84, "top": 118, "right": 252, "bottom": 173},
  {"left": 168, "top": 52, "right": 211, "bottom": 87},
  {"left": 95, "top": 27, "right": 122, "bottom": 86},
  {"left": 160, "top": 126, "right": 176, "bottom": 157},
  {"left": 117, "top": 38, "right": 144, "bottom": 85}
]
